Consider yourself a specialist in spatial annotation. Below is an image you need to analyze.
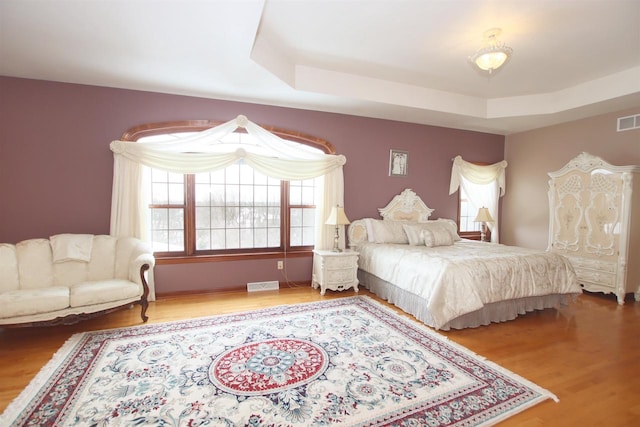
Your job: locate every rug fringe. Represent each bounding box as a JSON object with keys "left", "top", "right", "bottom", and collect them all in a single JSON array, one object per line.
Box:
[{"left": 0, "top": 332, "right": 86, "bottom": 425}]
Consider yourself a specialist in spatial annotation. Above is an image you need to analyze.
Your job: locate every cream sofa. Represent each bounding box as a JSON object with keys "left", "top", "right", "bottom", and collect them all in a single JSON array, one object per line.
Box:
[{"left": 0, "top": 234, "right": 155, "bottom": 327}]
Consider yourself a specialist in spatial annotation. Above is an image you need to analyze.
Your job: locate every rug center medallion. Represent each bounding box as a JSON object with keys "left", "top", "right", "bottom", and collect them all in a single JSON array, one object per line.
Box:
[{"left": 209, "top": 337, "right": 328, "bottom": 396}]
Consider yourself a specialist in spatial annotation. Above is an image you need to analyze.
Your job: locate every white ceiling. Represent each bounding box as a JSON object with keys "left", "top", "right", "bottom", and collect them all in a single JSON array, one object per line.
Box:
[{"left": 1, "top": 0, "right": 639, "bottom": 135}]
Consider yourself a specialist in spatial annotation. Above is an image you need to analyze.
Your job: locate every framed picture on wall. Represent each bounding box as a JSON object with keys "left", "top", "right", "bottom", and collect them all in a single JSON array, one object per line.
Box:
[{"left": 389, "top": 149, "right": 408, "bottom": 177}]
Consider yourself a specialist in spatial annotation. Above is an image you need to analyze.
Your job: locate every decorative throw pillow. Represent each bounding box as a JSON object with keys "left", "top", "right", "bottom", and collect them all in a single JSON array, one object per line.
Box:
[
  {"left": 423, "top": 227, "right": 455, "bottom": 247},
  {"left": 402, "top": 224, "right": 425, "bottom": 246}
]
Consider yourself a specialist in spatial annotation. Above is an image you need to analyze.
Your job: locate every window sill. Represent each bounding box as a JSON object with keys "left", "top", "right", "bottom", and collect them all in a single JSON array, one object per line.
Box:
[{"left": 155, "top": 250, "right": 312, "bottom": 265}]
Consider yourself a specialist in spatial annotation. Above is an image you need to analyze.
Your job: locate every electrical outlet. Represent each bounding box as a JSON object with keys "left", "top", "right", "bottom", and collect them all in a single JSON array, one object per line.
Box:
[{"left": 277, "top": 260, "right": 284, "bottom": 270}]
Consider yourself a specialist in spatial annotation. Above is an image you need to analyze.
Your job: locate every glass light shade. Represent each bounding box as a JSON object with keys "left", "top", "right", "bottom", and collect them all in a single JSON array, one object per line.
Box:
[
  {"left": 469, "top": 29, "right": 513, "bottom": 73},
  {"left": 473, "top": 50, "right": 508, "bottom": 71},
  {"left": 325, "top": 206, "right": 350, "bottom": 225}
]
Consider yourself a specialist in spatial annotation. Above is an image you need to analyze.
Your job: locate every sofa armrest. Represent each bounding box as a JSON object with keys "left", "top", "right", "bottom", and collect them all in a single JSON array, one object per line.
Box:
[{"left": 128, "top": 253, "right": 155, "bottom": 286}]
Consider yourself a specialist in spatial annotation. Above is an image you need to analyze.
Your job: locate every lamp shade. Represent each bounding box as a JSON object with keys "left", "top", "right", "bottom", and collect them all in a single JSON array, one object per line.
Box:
[
  {"left": 474, "top": 207, "right": 494, "bottom": 223},
  {"left": 325, "top": 206, "right": 351, "bottom": 225}
]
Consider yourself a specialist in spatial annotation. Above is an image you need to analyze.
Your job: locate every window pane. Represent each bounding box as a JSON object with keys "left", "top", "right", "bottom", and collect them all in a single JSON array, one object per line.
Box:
[
  {"left": 302, "top": 207, "right": 316, "bottom": 226},
  {"left": 211, "top": 229, "right": 225, "bottom": 249},
  {"left": 195, "top": 183, "right": 211, "bottom": 206},
  {"left": 291, "top": 208, "right": 302, "bottom": 227},
  {"left": 290, "top": 227, "right": 302, "bottom": 246},
  {"left": 290, "top": 184, "right": 301, "bottom": 205},
  {"left": 240, "top": 185, "right": 254, "bottom": 206},
  {"left": 196, "top": 229, "right": 210, "bottom": 250},
  {"left": 239, "top": 207, "right": 253, "bottom": 228},
  {"left": 168, "top": 183, "right": 183, "bottom": 204},
  {"left": 254, "top": 228, "right": 267, "bottom": 247},
  {"left": 226, "top": 228, "right": 240, "bottom": 249},
  {"left": 150, "top": 208, "right": 184, "bottom": 251},
  {"left": 195, "top": 207, "right": 210, "bottom": 228},
  {"left": 268, "top": 207, "right": 280, "bottom": 227},
  {"left": 301, "top": 184, "right": 315, "bottom": 205},
  {"left": 226, "top": 206, "right": 240, "bottom": 227},
  {"left": 240, "top": 229, "right": 253, "bottom": 248},
  {"left": 151, "top": 183, "right": 168, "bottom": 204},
  {"left": 209, "top": 207, "right": 225, "bottom": 228},
  {"left": 268, "top": 228, "right": 280, "bottom": 247}
]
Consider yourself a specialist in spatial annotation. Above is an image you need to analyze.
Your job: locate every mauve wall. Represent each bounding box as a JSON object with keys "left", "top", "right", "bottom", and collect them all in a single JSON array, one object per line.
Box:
[
  {"left": 502, "top": 107, "right": 640, "bottom": 250},
  {"left": 0, "top": 77, "right": 504, "bottom": 294}
]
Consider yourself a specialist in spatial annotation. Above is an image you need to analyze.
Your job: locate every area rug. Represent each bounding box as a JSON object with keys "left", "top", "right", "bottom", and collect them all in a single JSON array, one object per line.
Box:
[{"left": 1, "top": 296, "right": 557, "bottom": 426}]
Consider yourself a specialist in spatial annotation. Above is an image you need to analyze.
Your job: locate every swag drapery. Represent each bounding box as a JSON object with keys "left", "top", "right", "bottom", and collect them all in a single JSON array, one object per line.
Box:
[
  {"left": 449, "top": 155, "right": 507, "bottom": 243},
  {"left": 109, "top": 114, "right": 347, "bottom": 255}
]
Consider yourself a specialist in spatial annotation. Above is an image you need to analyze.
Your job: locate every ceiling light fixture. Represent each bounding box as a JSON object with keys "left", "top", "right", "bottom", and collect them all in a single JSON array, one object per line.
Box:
[{"left": 469, "top": 28, "right": 513, "bottom": 74}]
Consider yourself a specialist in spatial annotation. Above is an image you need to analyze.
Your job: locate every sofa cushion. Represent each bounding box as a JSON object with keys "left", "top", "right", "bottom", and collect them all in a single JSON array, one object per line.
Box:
[
  {"left": 53, "top": 260, "right": 89, "bottom": 287},
  {"left": 87, "top": 235, "right": 117, "bottom": 281},
  {"left": 16, "top": 239, "right": 54, "bottom": 289},
  {"left": 0, "top": 287, "right": 69, "bottom": 318},
  {"left": 69, "top": 280, "right": 140, "bottom": 307},
  {"left": 0, "top": 244, "right": 20, "bottom": 292}
]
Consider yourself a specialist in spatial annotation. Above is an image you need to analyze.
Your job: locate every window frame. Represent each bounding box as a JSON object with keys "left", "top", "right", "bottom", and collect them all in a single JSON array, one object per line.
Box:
[{"left": 121, "top": 120, "right": 335, "bottom": 262}]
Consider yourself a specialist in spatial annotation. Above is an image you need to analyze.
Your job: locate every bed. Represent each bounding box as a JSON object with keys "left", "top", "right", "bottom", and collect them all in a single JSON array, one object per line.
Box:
[{"left": 347, "top": 189, "right": 582, "bottom": 330}]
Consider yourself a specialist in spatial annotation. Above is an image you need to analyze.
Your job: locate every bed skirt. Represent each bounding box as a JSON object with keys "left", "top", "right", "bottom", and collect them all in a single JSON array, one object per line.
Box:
[{"left": 358, "top": 269, "right": 575, "bottom": 330}]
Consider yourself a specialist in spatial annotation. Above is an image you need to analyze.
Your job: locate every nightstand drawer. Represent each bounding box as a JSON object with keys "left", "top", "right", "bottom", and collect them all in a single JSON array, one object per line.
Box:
[
  {"left": 325, "top": 255, "right": 357, "bottom": 270},
  {"left": 326, "top": 268, "right": 356, "bottom": 284}
]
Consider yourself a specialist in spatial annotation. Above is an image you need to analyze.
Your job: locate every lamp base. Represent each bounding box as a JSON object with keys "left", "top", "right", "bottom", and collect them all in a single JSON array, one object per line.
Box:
[
  {"left": 332, "top": 226, "right": 342, "bottom": 252},
  {"left": 480, "top": 223, "right": 488, "bottom": 242}
]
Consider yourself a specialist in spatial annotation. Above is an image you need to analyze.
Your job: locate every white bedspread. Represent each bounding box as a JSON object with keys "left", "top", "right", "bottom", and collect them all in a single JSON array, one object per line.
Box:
[{"left": 357, "top": 240, "right": 581, "bottom": 329}]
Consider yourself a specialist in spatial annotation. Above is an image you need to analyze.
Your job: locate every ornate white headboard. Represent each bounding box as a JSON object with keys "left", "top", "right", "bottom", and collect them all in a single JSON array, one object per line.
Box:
[{"left": 348, "top": 188, "right": 435, "bottom": 247}]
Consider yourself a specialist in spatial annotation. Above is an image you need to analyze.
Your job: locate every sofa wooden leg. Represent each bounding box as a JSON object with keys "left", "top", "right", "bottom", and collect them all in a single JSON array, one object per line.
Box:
[{"left": 139, "top": 263, "right": 151, "bottom": 322}]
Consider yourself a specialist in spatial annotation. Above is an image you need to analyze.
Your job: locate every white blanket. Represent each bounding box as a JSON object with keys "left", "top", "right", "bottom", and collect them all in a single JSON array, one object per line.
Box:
[
  {"left": 50, "top": 234, "right": 94, "bottom": 263},
  {"left": 357, "top": 239, "right": 581, "bottom": 329}
]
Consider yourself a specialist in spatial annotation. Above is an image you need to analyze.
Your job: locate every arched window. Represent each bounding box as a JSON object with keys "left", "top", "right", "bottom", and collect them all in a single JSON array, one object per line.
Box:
[{"left": 120, "top": 120, "right": 336, "bottom": 259}]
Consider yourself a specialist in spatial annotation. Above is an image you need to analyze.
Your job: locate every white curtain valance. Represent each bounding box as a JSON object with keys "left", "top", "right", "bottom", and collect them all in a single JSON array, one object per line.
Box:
[
  {"left": 109, "top": 115, "right": 346, "bottom": 180},
  {"left": 448, "top": 155, "right": 508, "bottom": 197},
  {"left": 110, "top": 115, "right": 346, "bottom": 257}
]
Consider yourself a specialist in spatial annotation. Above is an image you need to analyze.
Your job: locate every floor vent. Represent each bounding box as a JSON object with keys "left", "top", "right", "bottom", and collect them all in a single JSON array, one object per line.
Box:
[
  {"left": 247, "top": 281, "right": 279, "bottom": 292},
  {"left": 617, "top": 114, "right": 640, "bottom": 132}
]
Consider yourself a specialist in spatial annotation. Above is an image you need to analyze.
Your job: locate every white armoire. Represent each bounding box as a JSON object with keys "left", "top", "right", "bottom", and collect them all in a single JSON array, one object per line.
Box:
[{"left": 548, "top": 152, "right": 640, "bottom": 304}]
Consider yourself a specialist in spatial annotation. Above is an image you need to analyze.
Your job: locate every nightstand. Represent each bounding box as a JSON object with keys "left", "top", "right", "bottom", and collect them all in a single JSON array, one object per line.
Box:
[{"left": 312, "top": 249, "right": 359, "bottom": 295}]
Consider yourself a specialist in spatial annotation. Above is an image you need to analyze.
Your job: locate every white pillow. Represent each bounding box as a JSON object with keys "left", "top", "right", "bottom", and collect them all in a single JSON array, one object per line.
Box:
[
  {"left": 364, "top": 218, "right": 376, "bottom": 242},
  {"left": 367, "top": 219, "right": 408, "bottom": 244},
  {"left": 423, "top": 227, "right": 454, "bottom": 247},
  {"left": 402, "top": 224, "right": 425, "bottom": 246},
  {"left": 435, "top": 218, "right": 461, "bottom": 241}
]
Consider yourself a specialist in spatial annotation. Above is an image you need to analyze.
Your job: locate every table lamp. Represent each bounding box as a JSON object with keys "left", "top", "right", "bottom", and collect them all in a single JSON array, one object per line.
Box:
[
  {"left": 474, "top": 207, "right": 494, "bottom": 242},
  {"left": 325, "top": 205, "right": 351, "bottom": 252}
]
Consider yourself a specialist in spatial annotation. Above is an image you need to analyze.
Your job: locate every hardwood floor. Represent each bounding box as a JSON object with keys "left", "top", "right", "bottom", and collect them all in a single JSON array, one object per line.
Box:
[{"left": 1, "top": 286, "right": 639, "bottom": 426}]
